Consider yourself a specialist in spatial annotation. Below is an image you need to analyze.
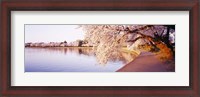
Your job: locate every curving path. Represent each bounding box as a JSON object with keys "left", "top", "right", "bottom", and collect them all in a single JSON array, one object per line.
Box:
[{"left": 117, "top": 52, "right": 175, "bottom": 72}]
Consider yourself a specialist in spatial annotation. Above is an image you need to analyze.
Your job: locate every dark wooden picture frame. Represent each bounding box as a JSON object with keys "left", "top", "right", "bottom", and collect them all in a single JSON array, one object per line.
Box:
[{"left": 0, "top": 0, "right": 199, "bottom": 97}]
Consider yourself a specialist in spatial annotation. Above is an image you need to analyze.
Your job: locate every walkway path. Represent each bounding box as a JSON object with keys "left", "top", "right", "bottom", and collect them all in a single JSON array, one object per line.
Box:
[{"left": 117, "top": 52, "right": 174, "bottom": 72}]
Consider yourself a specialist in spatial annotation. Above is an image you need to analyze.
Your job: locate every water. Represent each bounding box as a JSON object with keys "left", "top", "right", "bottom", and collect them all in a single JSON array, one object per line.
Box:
[{"left": 25, "top": 47, "right": 136, "bottom": 72}]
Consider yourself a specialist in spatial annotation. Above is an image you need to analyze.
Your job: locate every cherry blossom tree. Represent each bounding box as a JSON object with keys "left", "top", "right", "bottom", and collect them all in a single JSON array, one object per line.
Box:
[{"left": 80, "top": 25, "right": 175, "bottom": 64}]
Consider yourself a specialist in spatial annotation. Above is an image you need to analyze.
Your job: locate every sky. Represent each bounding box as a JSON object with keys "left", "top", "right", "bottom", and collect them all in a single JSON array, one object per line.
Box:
[{"left": 25, "top": 25, "right": 85, "bottom": 43}]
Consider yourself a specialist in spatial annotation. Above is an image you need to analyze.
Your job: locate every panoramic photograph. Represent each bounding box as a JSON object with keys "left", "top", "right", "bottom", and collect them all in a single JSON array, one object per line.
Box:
[{"left": 25, "top": 25, "right": 175, "bottom": 72}]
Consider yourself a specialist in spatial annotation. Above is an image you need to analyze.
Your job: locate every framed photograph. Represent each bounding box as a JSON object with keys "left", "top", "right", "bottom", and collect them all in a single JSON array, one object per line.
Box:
[{"left": 0, "top": 0, "right": 199, "bottom": 96}]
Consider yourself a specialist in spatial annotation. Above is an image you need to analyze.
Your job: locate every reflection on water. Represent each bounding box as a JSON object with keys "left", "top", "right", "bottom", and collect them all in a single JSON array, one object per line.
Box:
[{"left": 25, "top": 47, "right": 136, "bottom": 72}]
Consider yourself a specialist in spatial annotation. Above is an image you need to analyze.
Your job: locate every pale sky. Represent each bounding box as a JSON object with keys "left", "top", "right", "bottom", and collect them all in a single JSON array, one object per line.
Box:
[{"left": 25, "top": 25, "right": 85, "bottom": 43}]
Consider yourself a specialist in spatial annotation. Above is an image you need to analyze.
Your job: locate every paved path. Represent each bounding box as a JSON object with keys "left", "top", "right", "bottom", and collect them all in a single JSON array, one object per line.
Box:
[{"left": 117, "top": 52, "right": 174, "bottom": 72}]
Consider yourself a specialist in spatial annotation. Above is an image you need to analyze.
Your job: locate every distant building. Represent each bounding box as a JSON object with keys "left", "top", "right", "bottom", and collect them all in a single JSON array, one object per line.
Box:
[{"left": 60, "top": 42, "right": 68, "bottom": 47}]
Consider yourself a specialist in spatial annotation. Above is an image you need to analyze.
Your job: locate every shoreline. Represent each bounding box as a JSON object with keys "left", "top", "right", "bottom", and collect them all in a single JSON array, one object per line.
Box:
[{"left": 117, "top": 52, "right": 175, "bottom": 72}]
